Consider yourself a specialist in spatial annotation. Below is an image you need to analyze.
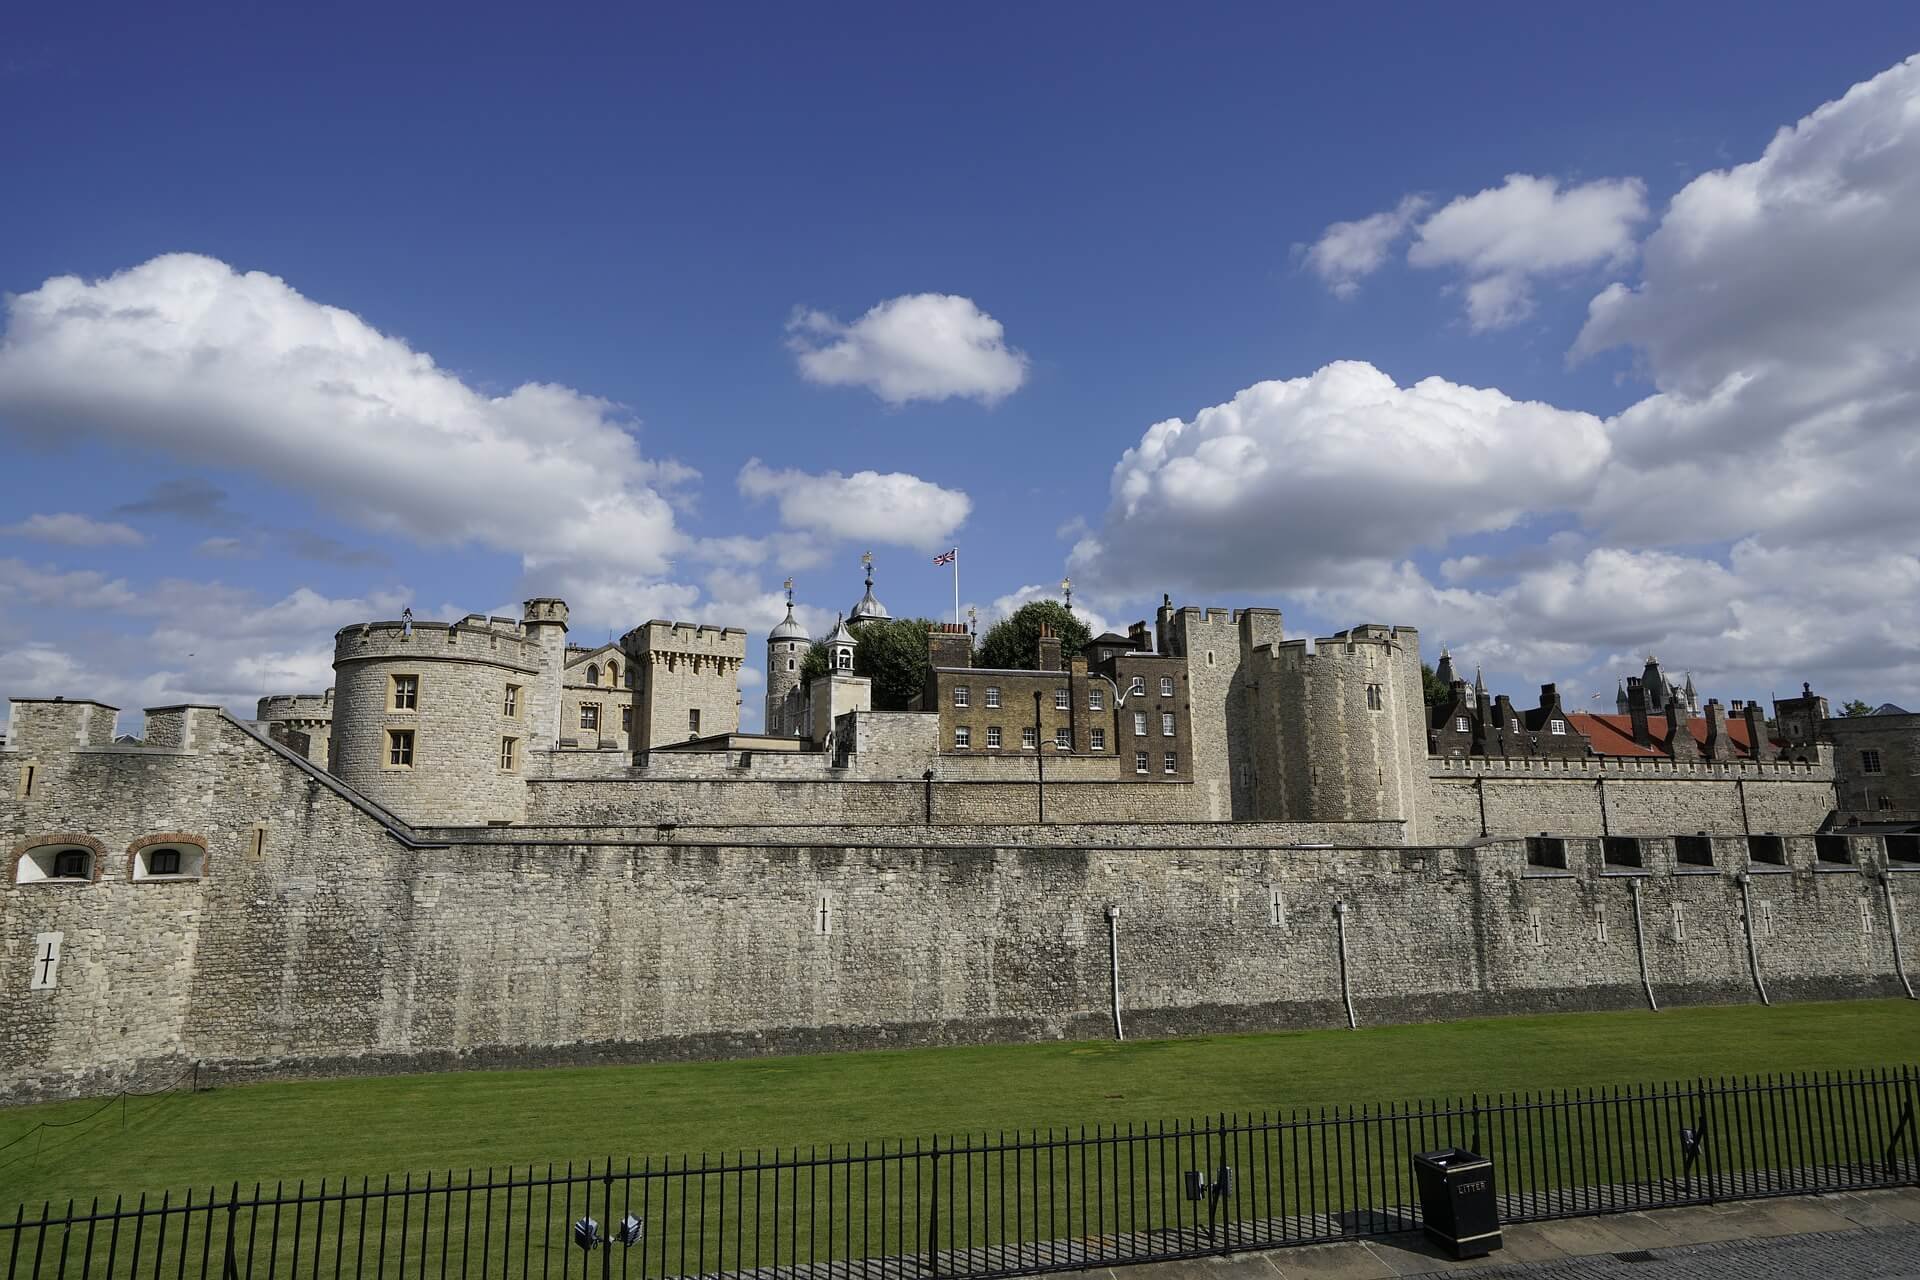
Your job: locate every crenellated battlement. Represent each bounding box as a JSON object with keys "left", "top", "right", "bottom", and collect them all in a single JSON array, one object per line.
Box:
[
  {"left": 1255, "top": 624, "right": 1421, "bottom": 672},
  {"left": 333, "top": 618, "right": 541, "bottom": 671},
  {"left": 1431, "top": 751, "right": 1834, "bottom": 780},
  {"left": 256, "top": 690, "right": 334, "bottom": 719},
  {"left": 620, "top": 619, "right": 748, "bottom": 655}
]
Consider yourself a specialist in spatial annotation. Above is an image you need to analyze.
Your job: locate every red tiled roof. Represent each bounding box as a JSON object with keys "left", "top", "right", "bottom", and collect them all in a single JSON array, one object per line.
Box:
[{"left": 1569, "top": 712, "right": 1759, "bottom": 759}]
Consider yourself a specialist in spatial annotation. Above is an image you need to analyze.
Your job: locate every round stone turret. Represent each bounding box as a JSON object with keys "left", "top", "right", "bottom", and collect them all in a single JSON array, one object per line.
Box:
[
  {"left": 331, "top": 612, "right": 550, "bottom": 826},
  {"left": 765, "top": 601, "right": 811, "bottom": 734}
]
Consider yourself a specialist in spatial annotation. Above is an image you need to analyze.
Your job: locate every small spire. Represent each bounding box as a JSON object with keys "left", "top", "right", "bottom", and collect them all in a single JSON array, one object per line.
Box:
[
  {"left": 783, "top": 576, "right": 794, "bottom": 607},
  {"left": 861, "top": 550, "right": 873, "bottom": 588}
]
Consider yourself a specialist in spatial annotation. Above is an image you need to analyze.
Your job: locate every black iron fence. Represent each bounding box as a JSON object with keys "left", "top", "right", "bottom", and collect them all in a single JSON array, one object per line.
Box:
[{"left": 6, "top": 1067, "right": 1916, "bottom": 1280}]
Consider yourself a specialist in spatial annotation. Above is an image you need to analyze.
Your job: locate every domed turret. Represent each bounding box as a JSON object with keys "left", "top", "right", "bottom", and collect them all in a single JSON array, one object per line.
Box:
[
  {"left": 848, "top": 551, "right": 889, "bottom": 627},
  {"left": 765, "top": 578, "right": 812, "bottom": 735}
]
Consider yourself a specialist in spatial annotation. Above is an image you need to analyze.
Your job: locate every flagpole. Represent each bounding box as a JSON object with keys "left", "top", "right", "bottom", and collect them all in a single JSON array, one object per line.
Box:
[{"left": 953, "top": 548, "right": 960, "bottom": 626}]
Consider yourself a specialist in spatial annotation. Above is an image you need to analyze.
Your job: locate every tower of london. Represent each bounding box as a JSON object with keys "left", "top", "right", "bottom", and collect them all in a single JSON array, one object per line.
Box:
[{"left": 3, "top": 555, "right": 1909, "bottom": 1106}]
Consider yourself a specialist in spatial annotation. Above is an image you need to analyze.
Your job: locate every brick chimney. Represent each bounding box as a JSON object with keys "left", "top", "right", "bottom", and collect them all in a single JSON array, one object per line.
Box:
[
  {"left": 1127, "top": 621, "right": 1152, "bottom": 652},
  {"left": 1742, "top": 700, "right": 1777, "bottom": 761},
  {"left": 1666, "top": 697, "right": 1700, "bottom": 761},
  {"left": 1702, "top": 699, "right": 1734, "bottom": 762},
  {"left": 1036, "top": 624, "right": 1063, "bottom": 672},
  {"left": 1625, "top": 676, "right": 1653, "bottom": 747},
  {"left": 927, "top": 622, "right": 972, "bottom": 670}
]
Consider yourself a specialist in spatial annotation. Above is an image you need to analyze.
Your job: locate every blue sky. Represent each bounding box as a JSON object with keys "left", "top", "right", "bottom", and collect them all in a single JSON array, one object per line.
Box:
[{"left": 4, "top": 4, "right": 1920, "bottom": 731}]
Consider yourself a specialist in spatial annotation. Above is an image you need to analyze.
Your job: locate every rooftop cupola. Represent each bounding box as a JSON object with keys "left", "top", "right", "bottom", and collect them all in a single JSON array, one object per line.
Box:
[
  {"left": 848, "top": 551, "right": 890, "bottom": 626},
  {"left": 825, "top": 614, "right": 858, "bottom": 671}
]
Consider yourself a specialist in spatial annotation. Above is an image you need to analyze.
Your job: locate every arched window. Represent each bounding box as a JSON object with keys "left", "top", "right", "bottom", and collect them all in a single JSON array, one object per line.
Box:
[
  {"left": 13, "top": 842, "right": 99, "bottom": 884},
  {"left": 130, "top": 840, "right": 206, "bottom": 880},
  {"left": 585, "top": 663, "right": 599, "bottom": 686},
  {"left": 836, "top": 649, "right": 853, "bottom": 671},
  {"left": 787, "top": 658, "right": 796, "bottom": 671},
  {"left": 605, "top": 660, "right": 618, "bottom": 686}
]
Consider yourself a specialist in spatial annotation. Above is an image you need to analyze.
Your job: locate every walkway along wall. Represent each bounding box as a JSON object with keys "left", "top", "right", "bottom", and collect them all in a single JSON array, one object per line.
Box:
[{"left": 1, "top": 701, "right": 1911, "bottom": 1103}]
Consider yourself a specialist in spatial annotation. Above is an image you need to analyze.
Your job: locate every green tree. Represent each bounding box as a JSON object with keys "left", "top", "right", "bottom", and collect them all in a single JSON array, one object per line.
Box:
[
  {"left": 976, "top": 600, "right": 1092, "bottom": 670},
  {"left": 798, "top": 640, "right": 830, "bottom": 685},
  {"left": 1839, "top": 699, "right": 1874, "bottom": 718},
  {"left": 1421, "top": 662, "right": 1450, "bottom": 706},
  {"left": 853, "top": 617, "right": 937, "bottom": 710}
]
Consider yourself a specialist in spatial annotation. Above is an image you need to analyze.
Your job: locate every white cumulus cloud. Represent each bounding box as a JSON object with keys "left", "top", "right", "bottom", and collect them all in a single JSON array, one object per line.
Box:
[
  {"left": 1304, "top": 175, "right": 1647, "bottom": 330},
  {"left": 787, "top": 293, "right": 1028, "bottom": 405},
  {"left": 1068, "top": 360, "right": 1609, "bottom": 599},
  {"left": 0, "top": 512, "right": 146, "bottom": 547},
  {"left": 1408, "top": 174, "right": 1648, "bottom": 330},
  {"left": 1300, "top": 195, "right": 1429, "bottom": 299},
  {"left": 1575, "top": 53, "right": 1920, "bottom": 547},
  {"left": 738, "top": 458, "right": 971, "bottom": 552},
  {"left": 0, "top": 255, "right": 691, "bottom": 591}
]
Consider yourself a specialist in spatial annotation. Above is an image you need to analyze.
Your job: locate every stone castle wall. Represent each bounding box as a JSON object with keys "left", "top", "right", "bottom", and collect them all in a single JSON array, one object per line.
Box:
[
  {"left": 1425, "top": 757, "right": 1836, "bottom": 842},
  {"left": 2, "top": 701, "right": 1911, "bottom": 1104}
]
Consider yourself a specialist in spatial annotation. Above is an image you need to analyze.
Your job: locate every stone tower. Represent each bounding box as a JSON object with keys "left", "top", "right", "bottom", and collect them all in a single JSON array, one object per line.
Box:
[
  {"left": 1244, "top": 623, "right": 1427, "bottom": 839},
  {"left": 521, "top": 598, "right": 571, "bottom": 748},
  {"left": 766, "top": 579, "right": 811, "bottom": 735},
  {"left": 330, "top": 607, "right": 558, "bottom": 826},
  {"left": 620, "top": 620, "right": 747, "bottom": 749}
]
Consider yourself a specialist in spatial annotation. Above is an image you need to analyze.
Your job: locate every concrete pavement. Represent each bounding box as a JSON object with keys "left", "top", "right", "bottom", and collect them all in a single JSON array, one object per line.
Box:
[{"left": 1105, "top": 1187, "right": 1920, "bottom": 1278}]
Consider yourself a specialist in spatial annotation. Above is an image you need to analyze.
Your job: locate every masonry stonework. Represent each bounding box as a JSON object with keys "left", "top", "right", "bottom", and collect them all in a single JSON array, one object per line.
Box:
[{"left": 0, "top": 698, "right": 1909, "bottom": 1104}]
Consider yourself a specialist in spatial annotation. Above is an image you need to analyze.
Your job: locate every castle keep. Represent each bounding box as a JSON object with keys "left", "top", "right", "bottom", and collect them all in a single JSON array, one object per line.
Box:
[{"left": 4, "top": 564, "right": 1909, "bottom": 1104}]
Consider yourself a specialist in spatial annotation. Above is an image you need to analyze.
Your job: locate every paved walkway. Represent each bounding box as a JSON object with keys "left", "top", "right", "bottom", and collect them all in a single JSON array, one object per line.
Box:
[{"left": 1107, "top": 1187, "right": 1920, "bottom": 1278}]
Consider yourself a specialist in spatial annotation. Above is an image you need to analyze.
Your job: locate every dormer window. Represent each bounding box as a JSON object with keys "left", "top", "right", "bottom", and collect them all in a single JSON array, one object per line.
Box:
[
  {"left": 1550, "top": 718, "right": 1567, "bottom": 735},
  {"left": 1455, "top": 717, "right": 1470, "bottom": 732}
]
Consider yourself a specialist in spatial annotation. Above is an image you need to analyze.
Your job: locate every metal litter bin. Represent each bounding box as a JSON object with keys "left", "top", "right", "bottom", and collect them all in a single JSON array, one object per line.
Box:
[{"left": 1412, "top": 1147, "right": 1502, "bottom": 1259}]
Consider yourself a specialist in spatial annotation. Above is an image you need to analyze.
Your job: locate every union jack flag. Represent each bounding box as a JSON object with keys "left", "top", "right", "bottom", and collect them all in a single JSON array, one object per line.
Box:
[{"left": 932, "top": 548, "right": 956, "bottom": 566}]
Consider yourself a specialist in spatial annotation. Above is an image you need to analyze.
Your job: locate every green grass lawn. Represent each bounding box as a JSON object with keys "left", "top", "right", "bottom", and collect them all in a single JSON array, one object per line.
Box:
[{"left": 3, "top": 1000, "right": 1916, "bottom": 1208}]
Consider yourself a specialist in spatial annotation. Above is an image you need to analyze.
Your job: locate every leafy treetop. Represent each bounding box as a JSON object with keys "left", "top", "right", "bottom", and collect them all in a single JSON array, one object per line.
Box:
[
  {"left": 853, "top": 617, "right": 939, "bottom": 711},
  {"left": 1839, "top": 699, "right": 1875, "bottom": 718},
  {"left": 975, "top": 601, "right": 1092, "bottom": 671}
]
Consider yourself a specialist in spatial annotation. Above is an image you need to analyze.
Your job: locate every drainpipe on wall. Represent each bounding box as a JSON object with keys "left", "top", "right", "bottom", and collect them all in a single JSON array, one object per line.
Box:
[
  {"left": 1106, "top": 904, "right": 1125, "bottom": 1039},
  {"left": 1735, "top": 871, "right": 1770, "bottom": 1006},
  {"left": 1629, "top": 878, "right": 1659, "bottom": 1012},
  {"left": 1737, "top": 778, "right": 1751, "bottom": 836},
  {"left": 1333, "top": 900, "right": 1357, "bottom": 1030},
  {"left": 1598, "top": 778, "right": 1610, "bottom": 836},
  {"left": 1883, "top": 871, "right": 1918, "bottom": 1002},
  {"left": 1476, "top": 776, "right": 1488, "bottom": 839}
]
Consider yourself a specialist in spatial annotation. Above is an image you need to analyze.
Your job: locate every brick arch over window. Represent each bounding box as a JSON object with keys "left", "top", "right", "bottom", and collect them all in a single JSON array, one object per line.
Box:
[
  {"left": 9, "top": 833, "right": 109, "bottom": 883},
  {"left": 125, "top": 832, "right": 210, "bottom": 880}
]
